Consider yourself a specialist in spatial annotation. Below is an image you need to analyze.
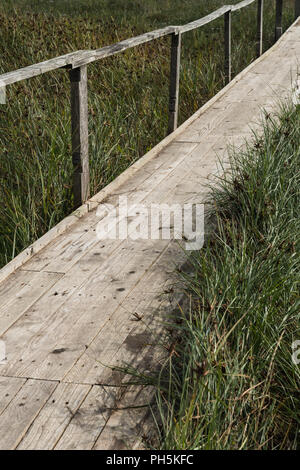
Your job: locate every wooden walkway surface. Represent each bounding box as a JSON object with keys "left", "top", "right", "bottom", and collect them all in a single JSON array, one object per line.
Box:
[{"left": 0, "top": 20, "right": 299, "bottom": 450}]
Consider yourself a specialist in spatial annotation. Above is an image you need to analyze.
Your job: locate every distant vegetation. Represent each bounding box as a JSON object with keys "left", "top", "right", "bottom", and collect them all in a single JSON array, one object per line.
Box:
[{"left": 0, "top": 0, "right": 295, "bottom": 267}]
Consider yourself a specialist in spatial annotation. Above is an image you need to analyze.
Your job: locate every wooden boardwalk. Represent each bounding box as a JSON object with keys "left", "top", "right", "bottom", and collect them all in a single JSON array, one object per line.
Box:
[{"left": 0, "top": 20, "right": 299, "bottom": 450}]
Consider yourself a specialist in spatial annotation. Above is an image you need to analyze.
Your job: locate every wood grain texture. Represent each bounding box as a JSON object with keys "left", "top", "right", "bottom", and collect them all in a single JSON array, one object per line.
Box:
[
  {"left": 17, "top": 382, "right": 90, "bottom": 449},
  {"left": 54, "top": 385, "right": 118, "bottom": 449},
  {"left": 0, "top": 379, "right": 57, "bottom": 450},
  {"left": 70, "top": 66, "right": 90, "bottom": 208},
  {"left": 0, "top": 52, "right": 85, "bottom": 86},
  {"left": 0, "top": 271, "right": 62, "bottom": 336},
  {"left": 0, "top": 376, "right": 26, "bottom": 415}
]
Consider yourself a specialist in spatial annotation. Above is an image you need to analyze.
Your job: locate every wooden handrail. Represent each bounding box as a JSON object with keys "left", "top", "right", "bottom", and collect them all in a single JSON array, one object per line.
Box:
[
  {"left": 0, "top": 0, "right": 299, "bottom": 207},
  {"left": 71, "top": 26, "right": 180, "bottom": 68}
]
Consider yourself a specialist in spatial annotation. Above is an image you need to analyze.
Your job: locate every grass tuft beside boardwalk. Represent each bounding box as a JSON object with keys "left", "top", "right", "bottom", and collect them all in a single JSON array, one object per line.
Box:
[
  {"left": 128, "top": 103, "right": 300, "bottom": 450},
  {"left": 0, "top": 0, "right": 295, "bottom": 267}
]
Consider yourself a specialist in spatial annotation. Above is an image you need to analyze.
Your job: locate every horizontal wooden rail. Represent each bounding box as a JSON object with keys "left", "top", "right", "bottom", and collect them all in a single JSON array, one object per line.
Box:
[
  {"left": 0, "top": 52, "right": 85, "bottom": 86},
  {"left": 0, "top": 0, "right": 290, "bottom": 87},
  {"left": 179, "top": 6, "right": 231, "bottom": 33},
  {"left": 0, "top": 0, "right": 297, "bottom": 207},
  {"left": 71, "top": 26, "right": 179, "bottom": 68}
]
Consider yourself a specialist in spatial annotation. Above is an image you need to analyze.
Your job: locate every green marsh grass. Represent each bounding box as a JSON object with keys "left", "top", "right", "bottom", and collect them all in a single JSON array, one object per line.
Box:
[{"left": 121, "top": 102, "right": 300, "bottom": 450}]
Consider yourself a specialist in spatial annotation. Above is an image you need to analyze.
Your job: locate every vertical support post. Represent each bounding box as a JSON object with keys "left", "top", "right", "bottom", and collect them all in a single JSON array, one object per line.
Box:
[
  {"left": 257, "top": 0, "right": 264, "bottom": 57},
  {"left": 275, "top": 0, "right": 283, "bottom": 41},
  {"left": 69, "top": 65, "right": 90, "bottom": 209},
  {"left": 295, "top": 0, "right": 300, "bottom": 20},
  {"left": 168, "top": 31, "right": 181, "bottom": 135},
  {"left": 224, "top": 9, "right": 232, "bottom": 85},
  {"left": 0, "top": 83, "right": 6, "bottom": 105},
  {"left": 0, "top": 77, "right": 6, "bottom": 105}
]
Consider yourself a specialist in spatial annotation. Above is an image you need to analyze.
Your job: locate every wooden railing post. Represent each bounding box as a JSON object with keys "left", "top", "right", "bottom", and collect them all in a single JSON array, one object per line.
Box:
[
  {"left": 69, "top": 65, "right": 90, "bottom": 209},
  {"left": 257, "top": 0, "right": 264, "bottom": 57},
  {"left": 224, "top": 9, "right": 232, "bottom": 85},
  {"left": 296, "top": 0, "right": 300, "bottom": 20},
  {"left": 168, "top": 32, "right": 181, "bottom": 134},
  {"left": 275, "top": 0, "right": 283, "bottom": 41}
]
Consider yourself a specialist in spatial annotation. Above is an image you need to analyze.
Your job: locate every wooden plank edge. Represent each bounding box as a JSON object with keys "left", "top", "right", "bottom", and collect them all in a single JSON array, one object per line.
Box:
[{"left": 0, "top": 17, "right": 297, "bottom": 286}]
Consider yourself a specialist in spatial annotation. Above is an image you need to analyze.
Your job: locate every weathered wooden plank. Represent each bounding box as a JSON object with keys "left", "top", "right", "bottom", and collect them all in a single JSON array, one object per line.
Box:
[
  {"left": 70, "top": 66, "right": 90, "bottom": 208},
  {"left": 21, "top": 142, "right": 198, "bottom": 275},
  {"left": 0, "top": 261, "right": 117, "bottom": 379},
  {"left": 0, "top": 379, "right": 57, "bottom": 450},
  {"left": 54, "top": 385, "right": 117, "bottom": 450},
  {"left": 0, "top": 52, "right": 85, "bottom": 86},
  {"left": 168, "top": 32, "right": 181, "bottom": 134},
  {"left": 208, "top": 101, "right": 267, "bottom": 137},
  {"left": 71, "top": 26, "right": 178, "bottom": 69},
  {"left": 57, "top": 267, "right": 178, "bottom": 449},
  {"left": 275, "top": 0, "right": 283, "bottom": 41},
  {"left": 249, "top": 53, "right": 292, "bottom": 75},
  {"left": 174, "top": 103, "right": 233, "bottom": 142},
  {"left": 19, "top": 214, "right": 98, "bottom": 272},
  {"left": 224, "top": 10, "right": 232, "bottom": 84},
  {"left": 232, "top": 0, "right": 256, "bottom": 12},
  {"left": 17, "top": 382, "right": 90, "bottom": 449},
  {"left": 0, "top": 376, "right": 26, "bottom": 415},
  {"left": 60, "top": 244, "right": 175, "bottom": 385},
  {"left": 219, "top": 64, "right": 294, "bottom": 104},
  {"left": 0, "top": 210, "right": 87, "bottom": 285},
  {"left": 257, "top": 0, "right": 264, "bottom": 57},
  {"left": 19, "top": 239, "right": 170, "bottom": 381},
  {"left": 93, "top": 385, "right": 155, "bottom": 450},
  {"left": 180, "top": 6, "right": 231, "bottom": 34},
  {"left": 92, "top": 284, "right": 181, "bottom": 449},
  {"left": 0, "top": 271, "right": 62, "bottom": 336},
  {"left": 23, "top": 139, "right": 203, "bottom": 383},
  {"left": 0, "top": 237, "right": 168, "bottom": 380}
]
